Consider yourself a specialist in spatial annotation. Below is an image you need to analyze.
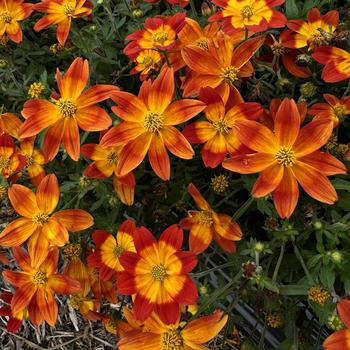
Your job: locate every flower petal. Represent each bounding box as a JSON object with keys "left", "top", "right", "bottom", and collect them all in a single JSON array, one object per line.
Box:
[
  {"left": 161, "top": 126, "right": 194, "bottom": 159},
  {"left": 223, "top": 153, "right": 276, "bottom": 174},
  {"left": 8, "top": 185, "right": 39, "bottom": 218},
  {"left": 252, "top": 164, "right": 284, "bottom": 197},
  {"left": 52, "top": 209, "right": 94, "bottom": 232},
  {"left": 147, "top": 135, "right": 170, "bottom": 180},
  {"left": 0, "top": 218, "right": 36, "bottom": 246},
  {"left": 36, "top": 174, "right": 59, "bottom": 214},
  {"left": 163, "top": 99, "right": 206, "bottom": 125},
  {"left": 75, "top": 106, "right": 112, "bottom": 131}
]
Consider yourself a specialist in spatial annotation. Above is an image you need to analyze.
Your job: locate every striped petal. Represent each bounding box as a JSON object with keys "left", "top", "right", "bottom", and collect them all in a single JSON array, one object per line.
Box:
[
  {"left": 111, "top": 92, "right": 148, "bottom": 122},
  {"left": 182, "top": 121, "right": 217, "bottom": 144},
  {"left": 75, "top": 106, "right": 112, "bottom": 131},
  {"left": 323, "top": 329, "right": 350, "bottom": 350},
  {"left": 36, "top": 289, "right": 58, "bottom": 327},
  {"left": 8, "top": 184, "right": 39, "bottom": 218},
  {"left": 148, "top": 135, "right": 170, "bottom": 180},
  {"left": 202, "top": 133, "right": 227, "bottom": 168},
  {"left": 163, "top": 99, "right": 206, "bottom": 125},
  {"left": 0, "top": 218, "right": 36, "bottom": 246},
  {"left": 113, "top": 173, "right": 135, "bottom": 206},
  {"left": 36, "top": 174, "right": 59, "bottom": 214},
  {"left": 338, "top": 299, "right": 350, "bottom": 329},
  {"left": 43, "top": 121, "right": 64, "bottom": 162},
  {"left": 62, "top": 117, "right": 80, "bottom": 161},
  {"left": 76, "top": 85, "right": 118, "bottom": 108},
  {"left": 52, "top": 209, "right": 94, "bottom": 232},
  {"left": 28, "top": 231, "right": 50, "bottom": 268},
  {"left": 161, "top": 126, "right": 194, "bottom": 159},
  {"left": 252, "top": 164, "right": 284, "bottom": 197},
  {"left": 223, "top": 153, "right": 276, "bottom": 174},
  {"left": 11, "top": 283, "right": 37, "bottom": 315},
  {"left": 100, "top": 122, "right": 144, "bottom": 147}
]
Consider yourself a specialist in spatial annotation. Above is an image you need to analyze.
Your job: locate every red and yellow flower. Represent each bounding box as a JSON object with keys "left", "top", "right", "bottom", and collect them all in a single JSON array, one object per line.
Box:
[
  {"left": 223, "top": 98, "right": 347, "bottom": 219},
  {"left": 2, "top": 247, "right": 82, "bottom": 327},
  {"left": 124, "top": 13, "right": 185, "bottom": 58},
  {"left": 182, "top": 33, "right": 265, "bottom": 103},
  {"left": 209, "top": 0, "right": 286, "bottom": 34},
  {"left": 283, "top": 8, "right": 338, "bottom": 51},
  {"left": 19, "top": 57, "right": 117, "bottom": 161},
  {"left": 183, "top": 87, "right": 263, "bottom": 168},
  {"left": 89, "top": 267, "right": 117, "bottom": 304},
  {"left": 0, "top": 174, "right": 94, "bottom": 266},
  {"left": 180, "top": 183, "right": 242, "bottom": 254},
  {"left": 100, "top": 67, "right": 205, "bottom": 180},
  {"left": 18, "top": 137, "right": 46, "bottom": 186},
  {"left": 312, "top": 46, "right": 350, "bottom": 83},
  {"left": 0, "top": 112, "right": 22, "bottom": 138},
  {"left": 324, "top": 298, "right": 350, "bottom": 349},
  {"left": 0, "top": 292, "right": 26, "bottom": 333},
  {"left": 33, "top": 0, "right": 92, "bottom": 46},
  {"left": 131, "top": 49, "right": 163, "bottom": 81},
  {"left": 309, "top": 94, "right": 350, "bottom": 128},
  {"left": 81, "top": 143, "right": 136, "bottom": 206},
  {"left": 69, "top": 292, "right": 101, "bottom": 320},
  {"left": 118, "top": 308, "right": 228, "bottom": 350},
  {"left": 0, "top": 134, "right": 25, "bottom": 179},
  {"left": 87, "top": 219, "right": 136, "bottom": 281},
  {"left": 117, "top": 224, "right": 198, "bottom": 324},
  {"left": 0, "top": 0, "right": 32, "bottom": 43}
]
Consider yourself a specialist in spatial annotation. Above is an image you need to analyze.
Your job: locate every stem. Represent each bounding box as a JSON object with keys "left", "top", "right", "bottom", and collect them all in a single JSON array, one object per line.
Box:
[
  {"left": 231, "top": 196, "right": 254, "bottom": 221},
  {"left": 272, "top": 242, "right": 285, "bottom": 283},
  {"left": 293, "top": 243, "right": 314, "bottom": 285},
  {"left": 189, "top": 0, "right": 199, "bottom": 21},
  {"left": 192, "top": 260, "right": 237, "bottom": 278}
]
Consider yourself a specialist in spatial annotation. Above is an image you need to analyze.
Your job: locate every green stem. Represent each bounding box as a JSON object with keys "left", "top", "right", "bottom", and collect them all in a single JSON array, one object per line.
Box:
[
  {"left": 231, "top": 196, "right": 254, "bottom": 221},
  {"left": 192, "top": 260, "right": 237, "bottom": 278},
  {"left": 189, "top": 0, "right": 199, "bottom": 21},
  {"left": 293, "top": 243, "right": 314, "bottom": 285},
  {"left": 272, "top": 242, "right": 285, "bottom": 283}
]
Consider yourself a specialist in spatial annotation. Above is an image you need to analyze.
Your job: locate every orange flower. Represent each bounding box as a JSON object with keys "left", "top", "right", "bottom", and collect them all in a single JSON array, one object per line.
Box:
[
  {"left": 0, "top": 134, "right": 25, "bottom": 179},
  {"left": 0, "top": 0, "right": 32, "bottom": 43},
  {"left": 309, "top": 94, "right": 350, "bottom": 128},
  {"left": 323, "top": 299, "right": 350, "bottom": 349},
  {"left": 118, "top": 308, "right": 227, "bottom": 350},
  {"left": 124, "top": 13, "right": 185, "bottom": 58},
  {"left": 87, "top": 219, "right": 136, "bottom": 281},
  {"left": 33, "top": 0, "right": 92, "bottom": 46},
  {"left": 18, "top": 137, "right": 46, "bottom": 186},
  {"left": 131, "top": 49, "right": 163, "bottom": 81},
  {"left": 2, "top": 247, "right": 82, "bottom": 326},
  {"left": 0, "top": 174, "right": 94, "bottom": 266},
  {"left": 69, "top": 292, "right": 101, "bottom": 320},
  {"left": 100, "top": 67, "right": 205, "bottom": 180},
  {"left": 19, "top": 58, "right": 117, "bottom": 161},
  {"left": 183, "top": 87, "right": 263, "bottom": 168},
  {"left": 0, "top": 112, "right": 22, "bottom": 137},
  {"left": 182, "top": 33, "right": 265, "bottom": 103},
  {"left": 209, "top": 0, "right": 286, "bottom": 34},
  {"left": 283, "top": 8, "right": 338, "bottom": 51},
  {"left": 180, "top": 183, "right": 242, "bottom": 254},
  {"left": 223, "top": 98, "right": 347, "bottom": 219},
  {"left": 89, "top": 267, "right": 117, "bottom": 304},
  {"left": 312, "top": 46, "right": 350, "bottom": 83},
  {"left": 81, "top": 143, "right": 136, "bottom": 206},
  {"left": 118, "top": 224, "right": 198, "bottom": 324}
]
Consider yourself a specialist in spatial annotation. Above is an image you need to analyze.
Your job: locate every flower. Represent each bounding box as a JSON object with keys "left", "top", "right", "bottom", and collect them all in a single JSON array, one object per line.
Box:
[
  {"left": 2, "top": 247, "right": 82, "bottom": 326},
  {"left": 182, "top": 33, "right": 265, "bottom": 103},
  {"left": 118, "top": 308, "right": 228, "bottom": 350},
  {"left": 0, "top": 292, "right": 26, "bottom": 333},
  {"left": 89, "top": 267, "right": 117, "bottom": 304},
  {"left": 211, "top": 174, "right": 229, "bottom": 193},
  {"left": 0, "top": 0, "right": 32, "bottom": 43},
  {"left": 87, "top": 219, "right": 136, "bottom": 281},
  {"left": 0, "top": 174, "right": 94, "bottom": 266},
  {"left": 131, "top": 49, "right": 163, "bottom": 81},
  {"left": 308, "top": 286, "right": 331, "bottom": 305},
  {"left": 69, "top": 293, "right": 101, "bottom": 320},
  {"left": 309, "top": 94, "right": 350, "bottom": 127},
  {"left": 209, "top": 0, "right": 286, "bottom": 34},
  {"left": 324, "top": 299, "right": 350, "bottom": 349},
  {"left": 18, "top": 137, "right": 46, "bottom": 186},
  {"left": 81, "top": 143, "right": 136, "bottom": 205},
  {"left": 27, "top": 82, "right": 46, "bottom": 99},
  {"left": 117, "top": 224, "right": 198, "bottom": 324},
  {"left": 312, "top": 46, "right": 350, "bottom": 83},
  {"left": 180, "top": 183, "right": 242, "bottom": 254},
  {"left": 183, "top": 87, "right": 263, "bottom": 168},
  {"left": 124, "top": 13, "right": 185, "bottom": 58},
  {"left": 0, "top": 134, "right": 25, "bottom": 179},
  {"left": 0, "top": 112, "right": 22, "bottom": 138},
  {"left": 100, "top": 67, "right": 205, "bottom": 180},
  {"left": 19, "top": 57, "right": 117, "bottom": 161},
  {"left": 223, "top": 98, "right": 347, "bottom": 218},
  {"left": 266, "top": 313, "right": 283, "bottom": 328},
  {"left": 283, "top": 8, "right": 338, "bottom": 51},
  {"left": 33, "top": 0, "right": 92, "bottom": 46}
]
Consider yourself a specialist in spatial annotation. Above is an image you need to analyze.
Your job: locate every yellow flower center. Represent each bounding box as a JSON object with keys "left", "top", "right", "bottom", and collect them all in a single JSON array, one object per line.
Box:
[
  {"left": 142, "top": 56, "right": 154, "bottom": 68},
  {"left": 32, "top": 270, "right": 48, "bottom": 287},
  {"left": 107, "top": 151, "right": 118, "bottom": 165},
  {"left": 271, "top": 42, "right": 285, "bottom": 56},
  {"left": 144, "top": 112, "right": 163, "bottom": 133},
  {"left": 195, "top": 38, "right": 209, "bottom": 50},
  {"left": 220, "top": 66, "right": 239, "bottom": 85},
  {"left": 0, "top": 185, "right": 6, "bottom": 199},
  {"left": 0, "top": 11, "right": 12, "bottom": 24},
  {"left": 0, "top": 156, "right": 10, "bottom": 170},
  {"left": 310, "top": 30, "right": 327, "bottom": 47},
  {"left": 70, "top": 295, "right": 84, "bottom": 309},
  {"left": 308, "top": 286, "right": 330, "bottom": 305},
  {"left": 113, "top": 245, "right": 124, "bottom": 257},
  {"left": 28, "top": 82, "right": 46, "bottom": 99},
  {"left": 63, "top": 2, "right": 75, "bottom": 16},
  {"left": 211, "top": 174, "right": 229, "bottom": 193},
  {"left": 212, "top": 119, "right": 229, "bottom": 134},
  {"left": 161, "top": 328, "right": 183, "bottom": 350},
  {"left": 153, "top": 31, "right": 168, "bottom": 45},
  {"left": 63, "top": 243, "right": 82, "bottom": 259},
  {"left": 275, "top": 147, "right": 296, "bottom": 167},
  {"left": 240, "top": 5, "right": 254, "bottom": 20},
  {"left": 32, "top": 212, "right": 49, "bottom": 226},
  {"left": 197, "top": 210, "right": 213, "bottom": 226},
  {"left": 26, "top": 155, "right": 35, "bottom": 167},
  {"left": 56, "top": 98, "right": 78, "bottom": 117},
  {"left": 151, "top": 264, "right": 167, "bottom": 281},
  {"left": 333, "top": 104, "right": 345, "bottom": 117}
]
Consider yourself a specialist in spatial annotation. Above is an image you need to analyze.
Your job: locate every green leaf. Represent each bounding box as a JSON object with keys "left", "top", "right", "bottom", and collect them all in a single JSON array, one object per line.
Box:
[
  {"left": 280, "top": 284, "right": 309, "bottom": 295},
  {"left": 285, "top": 0, "right": 300, "bottom": 18},
  {"left": 332, "top": 178, "right": 350, "bottom": 192}
]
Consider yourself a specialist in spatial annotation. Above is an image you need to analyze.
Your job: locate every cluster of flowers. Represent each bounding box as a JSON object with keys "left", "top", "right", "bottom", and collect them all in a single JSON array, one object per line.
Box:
[{"left": 0, "top": 0, "right": 350, "bottom": 348}]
